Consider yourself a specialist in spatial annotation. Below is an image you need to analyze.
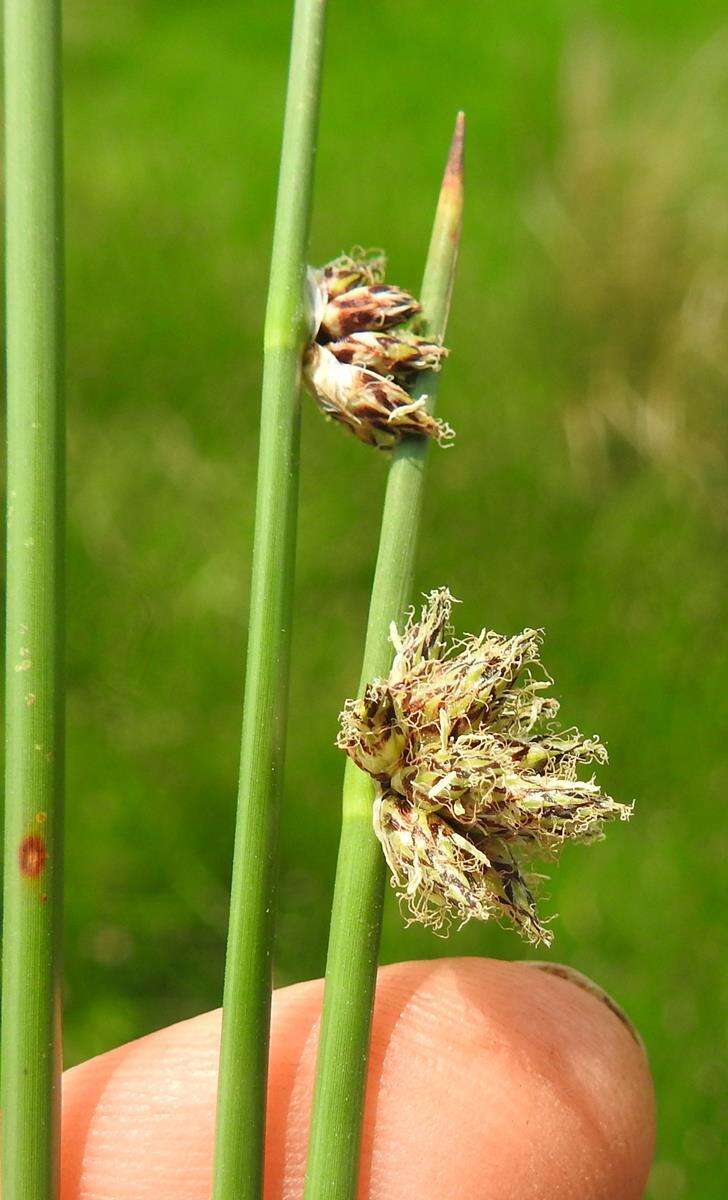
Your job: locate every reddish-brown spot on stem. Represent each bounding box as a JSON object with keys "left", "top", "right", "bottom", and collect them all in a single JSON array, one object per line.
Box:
[{"left": 19, "top": 835, "right": 47, "bottom": 878}]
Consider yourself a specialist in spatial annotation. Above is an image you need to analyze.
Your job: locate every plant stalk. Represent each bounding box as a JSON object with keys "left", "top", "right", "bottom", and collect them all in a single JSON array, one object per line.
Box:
[
  {"left": 211, "top": 3, "right": 328, "bottom": 1198},
  {"left": 303, "top": 112, "right": 465, "bottom": 1200},
  {"left": 2, "top": 2, "right": 65, "bottom": 1199}
]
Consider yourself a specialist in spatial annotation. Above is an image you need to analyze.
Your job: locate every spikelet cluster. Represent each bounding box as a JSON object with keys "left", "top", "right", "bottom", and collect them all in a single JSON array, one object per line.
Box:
[
  {"left": 304, "top": 250, "right": 452, "bottom": 449},
  {"left": 337, "top": 589, "right": 631, "bottom": 944}
]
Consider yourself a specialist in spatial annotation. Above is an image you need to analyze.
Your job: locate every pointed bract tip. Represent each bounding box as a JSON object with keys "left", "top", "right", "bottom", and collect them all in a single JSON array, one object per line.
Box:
[{"left": 445, "top": 111, "right": 465, "bottom": 187}]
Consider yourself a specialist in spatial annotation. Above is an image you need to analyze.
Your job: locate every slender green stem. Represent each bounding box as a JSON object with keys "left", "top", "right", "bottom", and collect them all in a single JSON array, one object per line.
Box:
[
  {"left": 211, "top": 3, "right": 328, "bottom": 1198},
  {"left": 303, "top": 113, "right": 465, "bottom": 1200},
  {"left": 2, "top": 3, "right": 65, "bottom": 1199}
]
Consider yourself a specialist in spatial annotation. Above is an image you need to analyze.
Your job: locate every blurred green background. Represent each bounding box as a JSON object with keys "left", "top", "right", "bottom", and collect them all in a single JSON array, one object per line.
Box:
[{"left": 5, "top": 0, "right": 728, "bottom": 1195}]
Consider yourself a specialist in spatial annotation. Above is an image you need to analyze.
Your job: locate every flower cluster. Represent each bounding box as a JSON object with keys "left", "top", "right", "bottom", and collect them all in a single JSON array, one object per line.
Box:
[
  {"left": 337, "top": 589, "right": 631, "bottom": 944},
  {"left": 304, "top": 251, "right": 453, "bottom": 449}
]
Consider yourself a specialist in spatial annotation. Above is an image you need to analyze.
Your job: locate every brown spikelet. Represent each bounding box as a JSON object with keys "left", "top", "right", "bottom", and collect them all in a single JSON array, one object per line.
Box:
[
  {"left": 320, "top": 284, "right": 420, "bottom": 341},
  {"left": 328, "top": 331, "right": 448, "bottom": 377},
  {"left": 304, "top": 344, "right": 453, "bottom": 449}
]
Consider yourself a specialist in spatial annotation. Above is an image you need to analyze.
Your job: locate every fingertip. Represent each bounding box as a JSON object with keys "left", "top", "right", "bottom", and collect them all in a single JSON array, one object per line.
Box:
[
  {"left": 60, "top": 957, "right": 655, "bottom": 1200},
  {"left": 361, "top": 956, "right": 655, "bottom": 1199},
  {"left": 515, "top": 958, "right": 655, "bottom": 1194}
]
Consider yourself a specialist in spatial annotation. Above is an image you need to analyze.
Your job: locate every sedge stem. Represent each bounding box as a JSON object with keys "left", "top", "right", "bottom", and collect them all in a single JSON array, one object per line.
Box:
[
  {"left": 211, "top": 3, "right": 328, "bottom": 1199},
  {"left": 303, "top": 112, "right": 465, "bottom": 1200},
  {"left": 2, "top": 2, "right": 65, "bottom": 1199}
]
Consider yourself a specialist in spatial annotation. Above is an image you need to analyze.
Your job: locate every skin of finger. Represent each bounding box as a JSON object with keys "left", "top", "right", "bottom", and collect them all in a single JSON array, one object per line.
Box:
[{"left": 60, "top": 957, "right": 654, "bottom": 1200}]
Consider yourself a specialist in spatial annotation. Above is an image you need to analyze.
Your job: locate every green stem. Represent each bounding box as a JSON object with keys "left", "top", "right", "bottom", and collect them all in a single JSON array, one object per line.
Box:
[
  {"left": 2, "top": 3, "right": 65, "bottom": 1199},
  {"left": 211, "top": 3, "right": 328, "bottom": 1198},
  {"left": 303, "top": 113, "right": 465, "bottom": 1200}
]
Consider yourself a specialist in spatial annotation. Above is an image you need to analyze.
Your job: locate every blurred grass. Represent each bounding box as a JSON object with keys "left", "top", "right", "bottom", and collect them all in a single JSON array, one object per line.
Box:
[{"left": 3, "top": 1, "right": 728, "bottom": 1196}]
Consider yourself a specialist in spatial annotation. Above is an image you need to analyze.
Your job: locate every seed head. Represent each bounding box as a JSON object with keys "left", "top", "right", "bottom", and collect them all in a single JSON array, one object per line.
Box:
[
  {"left": 307, "top": 251, "right": 454, "bottom": 448},
  {"left": 328, "top": 331, "right": 448, "bottom": 377},
  {"left": 304, "top": 344, "right": 453, "bottom": 450},
  {"left": 338, "top": 588, "right": 631, "bottom": 943}
]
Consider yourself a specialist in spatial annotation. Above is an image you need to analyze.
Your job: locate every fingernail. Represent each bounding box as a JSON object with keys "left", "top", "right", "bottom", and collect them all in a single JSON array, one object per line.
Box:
[{"left": 523, "top": 961, "right": 645, "bottom": 1050}]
